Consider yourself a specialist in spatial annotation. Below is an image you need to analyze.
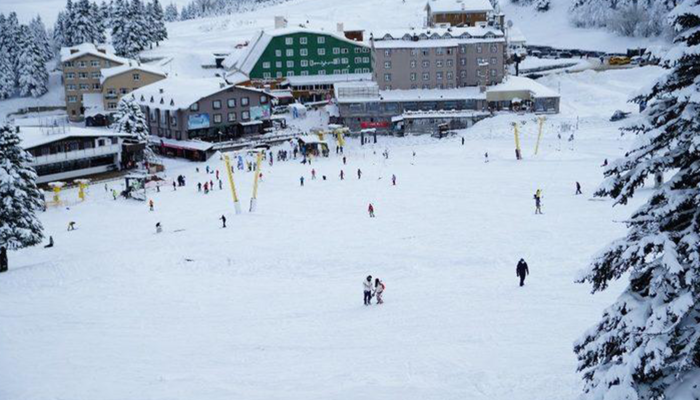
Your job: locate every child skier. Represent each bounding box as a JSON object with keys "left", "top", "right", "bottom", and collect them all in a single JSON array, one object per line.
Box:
[
  {"left": 374, "top": 278, "right": 385, "bottom": 304},
  {"left": 368, "top": 203, "right": 375, "bottom": 218}
]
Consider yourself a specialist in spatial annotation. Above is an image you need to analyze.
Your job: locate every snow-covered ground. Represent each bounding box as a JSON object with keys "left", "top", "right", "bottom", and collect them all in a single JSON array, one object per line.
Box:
[{"left": 0, "top": 66, "right": 665, "bottom": 399}]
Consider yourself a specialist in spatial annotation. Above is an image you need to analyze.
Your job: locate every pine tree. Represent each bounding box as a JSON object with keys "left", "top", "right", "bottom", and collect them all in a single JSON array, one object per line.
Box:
[
  {"left": 99, "top": 0, "right": 111, "bottom": 28},
  {"left": 53, "top": 10, "right": 69, "bottom": 48},
  {"left": 151, "top": 0, "right": 168, "bottom": 44},
  {"left": 164, "top": 2, "right": 178, "bottom": 21},
  {"left": 3, "top": 13, "right": 21, "bottom": 84},
  {"left": 91, "top": 1, "right": 107, "bottom": 43},
  {"left": 17, "top": 25, "right": 49, "bottom": 98},
  {"left": 0, "top": 123, "right": 44, "bottom": 273},
  {"left": 574, "top": 1, "right": 700, "bottom": 399},
  {"left": 0, "top": 49, "right": 15, "bottom": 99},
  {"left": 70, "top": 0, "right": 101, "bottom": 45},
  {"left": 113, "top": 0, "right": 150, "bottom": 57},
  {"left": 112, "top": 97, "right": 155, "bottom": 161},
  {"left": 62, "top": 0, "right": 76, "bottom": 46},
  {"left": 30, "top": 16, "right": 53, "bottom": 63}
]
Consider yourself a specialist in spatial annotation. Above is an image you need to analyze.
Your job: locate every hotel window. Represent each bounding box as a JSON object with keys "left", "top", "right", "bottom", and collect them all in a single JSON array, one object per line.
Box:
[
  {"left": 318, "top": 70, "right": 326, "bottom": 75},
  {"left": 79, "top": 72, "right": 88, "bottom": 79},
  {"left": 334, "top": 48, "right": 341, "bottom": 55},
  {"left": 287, "top": 71, "right": 295, "bottom": 76},
  {"left": 436, "top": 60, "right": 443, "bottom": 68},
  {"left": 213, "top": 100, "right": 222, "bottom": 109},
  {"left": 241, "top": 111, "right": 250, "bottom": 120},
  {"left": 384, "top": 61, "right": 391, "bottom": 69},
  {"left": 64, "top": 61, "right": 74, "bottom": 68},
  {"left": 286, "top": 49, "right": 294, "bottom": 57},
  {"left": 490, "top": 44, "right": 498, "bottom": 53},
  {"left": 422, "top": 72, "right": 429, "bottom": 81},
  {"left": 286, "top": 60, "right": 294, "bottom": 68},
  {"left": 362, "top": 57, "right": 369, "bottom": 63},
  {"left": 77, "top": 61, "right": 87, "bottom": 68},
  {"left": 384, "top": 73, "right": 391, "bottom": 82},
  {"left": 363, "top": 48, "right": 369, "bottom": 53},
  {"left": 341, "top": 48, "right": 348, "bottom": 54},
  {"left": 460, "top": 45, "right": 466, "bottom": 54},
  {"left": 341, "top": 58, "right": 348, "bottom": 64},
  {"left": 275, "top": 50, "right": 282, "bottom": 57},
  {"left": 422, "top": 49, "right": 429, "bottom": 56},
  {"left": 300, "top": 37, "right": 307, "bottom": 44},
  {"left": 436, "top": 48, "right": 444, "bottom": 55},
  {"left": 263, "top": 62, "right": 270, "bottom": 68},
  {"left": 66, "top": 72, "right": 75, "bottom": 79},
  {"left": 422, "top": 60, "right": 429, "bottom": 68},
  {"left": 261, "top": 95, "right": 268, "bottom": 104},
  {"left": 120, "top": 88, "right": 128, "bottom": 94},
  {"left": 301, "top": 70, "right": 309, "bottom": 75},
  {"left": 301, "top": 60, "right": 308, "bottom": 67},
  {"left": 263, "top": 72, "right": 271, "bottom": 79},
  {"left": 355, "top": 48, "right": 361, "bottom": 53},
  {"left": 355, "top": 57, "right": 361, "bottom": 63},
  {"left": 447, "top": 59, "right": 453, "bottom": 67},
  {"left": 190, "top": 102, "right": 199, "bottom": 111},
  {"left": 410, "top": 60, "right": 416, "bottom": 68},
  {"left": 410, "top": 73, "right": 416, "bottom": 81},
  {"left": 241, "top": 97, "right": 249, "bottom": 106},
  {"left": 436, "top": 72, "right": 443, "bottom": 80},
  {"left": 491, "top": 57, "right": 497, "bottom": 65},
  {"left": 92, "top": 83, "right": 100, "bottom": 90},
  {"left": 91, "top": 60, "right": 100, "bottom": 67},
  {"left": 300, "top": 49, "right": 308, "bottom": 56},
  {"left": 227, "top": 112, "right": 237, "bottom": 122},
  {"left": 285, "top": 37, "right": 293, "bottom": 45},
  {"left": 67, "top": 84, "right": 76, "bottom": 91},
  {"left": 227, "top": 98, "right": 236, "bottom": 108},
  {"left": 447, "top": 48, "right": 454, "bottom": 55},
  {"left": 460, "top": 70, "right": 466, "bottom": 78},
  {"left": 171, "top": 116, "right": 177, "bottom": 126},
  {"left": 213, "top": 114, "right": 222, "bottom": 124},
  {"left": 276, "top": 72, "right": 283, "bottom": 78},
  {"left": 108, "top": 102, "right": 117, "bottom": 109},
  {"left": 447, "top": 71, "right": 454, "bottom": 80},
  {"left": 477, "top": 45, "right": 483, "bottom": 53},
  {"left": 79, "top": 83, "right": 89, "bottom": 90},
  {"left": 383, "top": 49, "right": 390, "bottom": 56},
  {"left": 460, "top": 58, "right": 466, "bottom": 66},
  {"left": 276, "top": 61, "right": 282, "bottom": 68},
  {"left": 318, "top": 48, "right": 326, "bottom": 55},
  {"left": 490, "top": 69, "right": 497, "bottom": 77},
  {"left": 317, "top": 36, "right": 325, "bottom": 44},
  {"left": 411, "top": 49, "right": 418, "bottom": 56},
  {"left": 68, "top": 95, "right": 77, "bottom": 103}
]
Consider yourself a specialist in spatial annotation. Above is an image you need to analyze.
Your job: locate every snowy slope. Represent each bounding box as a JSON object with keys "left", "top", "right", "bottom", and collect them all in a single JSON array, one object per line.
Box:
[{"left": 0, "top": 66, "right": 665, "bottom": 399}]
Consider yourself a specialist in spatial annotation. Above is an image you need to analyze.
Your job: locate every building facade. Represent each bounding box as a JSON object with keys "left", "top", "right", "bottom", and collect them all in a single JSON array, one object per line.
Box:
[
  {"left": 101, "top": 65, "right": 167, "bottom": 114},
  {"left": 226, "top": 28, "right": 373, "bottom": 82},
  {"left": 60, "top": 44, "right": 127, "bottom": 122},
  {"left": 371, "top": 27, "right": 506, "bottom": 90},
  {"left": 425, "top": 0, "right": 494, "bottom": 27},
  {"left": 130, "top": 77, "right": 273, "bottom": 143}
]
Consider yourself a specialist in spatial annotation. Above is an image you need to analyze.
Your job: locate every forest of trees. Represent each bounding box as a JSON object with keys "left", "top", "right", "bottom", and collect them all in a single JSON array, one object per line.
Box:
[
  {"left": 569, "top": 0, "right": 678, "bottom": 37},
  {"left": 0, "top": 13, "right": 52, "bottom": 98}
]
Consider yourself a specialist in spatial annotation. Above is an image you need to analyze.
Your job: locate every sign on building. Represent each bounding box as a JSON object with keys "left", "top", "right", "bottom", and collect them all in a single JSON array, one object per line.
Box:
[{"left": 188, "top": 113, "right": 210, "bottom": 130}]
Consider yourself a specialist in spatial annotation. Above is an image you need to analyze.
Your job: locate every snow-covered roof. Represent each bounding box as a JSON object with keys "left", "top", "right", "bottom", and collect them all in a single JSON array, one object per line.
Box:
[
  {"left": 298, "top": 135, "right": 327, "bottom": 144},
  {"left": 18, "top": 126, "right": 132, "bottom": 149},
  {"left": 426, "top": 0, "right": 494, "bottom": 14},
  {"left": 371, "top": 26, "right": 504, "bottom": 48},
  {"left": 60, "top": 43, "right": 128, "bottom": 64},
  {"left": 487, "top": 76, "right": 559, "bottom": 98},
  {"left": 100, "top": 63, "right": 167, "bottom": 84},
  {"left": 129, "top": 77, "right": 245, "bottom": 111},
  {"left": 507, "top": 26, "right": 526, "bottom": 44},
  {"left": 335, "top": 81, "right": 485, "bottom": 103},
  {"left": 225, "top": 28, "right": 369, "bottom": 74},
  {"left": 82, "top": 93, "right": 106, "bottom": 118},
  {"left": 283, "top": 73, "right": 373, "bottom": 87},
  {"left": 149, "top": 136, "right": 214, "bottom": 152}
]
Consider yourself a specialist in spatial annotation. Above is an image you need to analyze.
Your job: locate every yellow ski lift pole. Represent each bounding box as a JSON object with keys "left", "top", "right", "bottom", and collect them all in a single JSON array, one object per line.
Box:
[
  {"left": 249, "top": 151, "right": 263, "bottom": 212},
  {"left": 224, "top": 154, "right": 242, "bottom": 214},
  {"left": 534, "top": 116, "right": 546, "bottom": 156},
  {"left": 513, "top": 123, "right": 522, "bottom": 160}
]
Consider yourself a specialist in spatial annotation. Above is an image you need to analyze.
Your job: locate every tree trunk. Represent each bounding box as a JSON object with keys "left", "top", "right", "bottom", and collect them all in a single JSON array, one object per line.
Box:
[{"left": 0, "top": 246, "right": 8, "bottom": 273}]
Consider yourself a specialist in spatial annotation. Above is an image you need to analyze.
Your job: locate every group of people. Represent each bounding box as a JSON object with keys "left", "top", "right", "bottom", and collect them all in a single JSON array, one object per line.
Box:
[{"left": 363, "top": 275, "right": 385, "bottom": 305}]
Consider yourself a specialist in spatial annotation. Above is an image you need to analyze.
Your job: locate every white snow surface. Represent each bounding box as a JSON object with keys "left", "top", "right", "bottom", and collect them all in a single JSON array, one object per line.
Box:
[{"left": 0, "top": 66, "right": 666, "bottom": 399}]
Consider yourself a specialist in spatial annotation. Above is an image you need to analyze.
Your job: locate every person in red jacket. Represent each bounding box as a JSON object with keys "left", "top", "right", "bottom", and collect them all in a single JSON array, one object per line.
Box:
[{"left": 368, "top": 203, "right": 375, "bottom": 218}]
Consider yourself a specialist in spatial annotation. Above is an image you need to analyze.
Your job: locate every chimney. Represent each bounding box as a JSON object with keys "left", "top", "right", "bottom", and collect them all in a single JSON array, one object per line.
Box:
[
  {"left": 70, "top": 49, "right": 79, "bottom": 54},
  {"left": 97, "top": 48, "right": 106, "bottom": 54},
  {"left": 220, "top": 82, "right": 226, "bottom": 88},
  {"left": 159, "top": 88, "right": 164, "bottom": 94},
  {"left": 337, "top": 22, "right": 344, "bottom": 34},
  {"left": 274, "top": 16, "right": 288, "bottom": 29}
]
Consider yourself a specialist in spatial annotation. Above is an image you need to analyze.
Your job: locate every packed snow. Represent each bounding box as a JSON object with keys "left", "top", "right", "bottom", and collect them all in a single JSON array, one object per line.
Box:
[{"left": 0, "top": 66, "right": 666, "bottom": 399}]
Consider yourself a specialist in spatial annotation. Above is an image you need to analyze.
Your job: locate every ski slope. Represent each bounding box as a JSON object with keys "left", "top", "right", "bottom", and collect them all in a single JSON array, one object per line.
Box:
[{"left": 0, "top": 66, "right": 665, "bottom": 399}]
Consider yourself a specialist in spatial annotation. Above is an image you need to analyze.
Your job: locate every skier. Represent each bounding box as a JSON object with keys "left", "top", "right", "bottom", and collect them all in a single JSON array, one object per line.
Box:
[
  {"left": 357, "top": 168, "right": 362, "bottom": 179},
  {"left": 216, "top": 170, "right": 220, "bottom": 180},
  {"left": 601, "top": 159, "right": 608, "bottom": 167},
  {"left": 198, "top": 183, "right": 202, "bottom": 192},
  {"left": 204, "top": 182, "right": 209, "bottom": 194},
  {"left": 44, "top": 236, "right": 54, "bottom": 248},
  {"left": 392, "top": 174, "right": 396, "bottom": 186},
  {"left": 516, "top": 258, "right": 529, "bottom": 287},
  {"left": 173, "top": 181, "right": 177, "bottom": 191},
  {"left": 219, "top": 180, "right": 223, "bottom": 190},
  {"left": 534, "top": 190, "right": 543, "bottom": 214},
  {"left": 300, "top": 176, "right": 305, "bottom": 186},
  {"left": 485, "top": 152, "right": 490, "bottom": 163},
  {"left": 576, "top": 182, "right": 582, "bottom": 195},
  {"left": 340, "top": 170, "right": 345, "bottom": 180},
  {"left": 149, "top": 199, "right": 154, "bottom": 211},
  {"left": 206, "top": 166, "right": 210, "bottom": 174},
  {"left": 312, "top": 169, "right": 316, "bottom": 180},
  {"left": 67, "top": 221, "right": 76, "bottom": 231},
  {"left": 363, "top": 275, "right": 373, "bottom": 305},
  {"left": 342, "top": 156, "right": 347, "bottom": 165},
  {"left": 461, "top": 137, "right": 465, "bottom": 146},
  {"left": 374, "top": 278, "right": 385, "bottom": 304},
  {"left": 112, "top": 189, "right": 118, "bottom": 200},
  {"left": 220, "top": 215, "right": 227, "bottom": 228},
  {"left": 368, "top": 203, "right": 375, "bottom": 218},
  {"left": 156, "top": 222, "right": 162, "bottom": 234}
]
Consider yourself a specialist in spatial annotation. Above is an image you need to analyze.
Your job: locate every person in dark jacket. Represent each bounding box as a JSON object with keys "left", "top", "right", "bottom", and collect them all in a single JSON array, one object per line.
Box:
[
  {"left": 220, "top": 215, "right": 227, "bottom": 228},
  {"left": 363, "top": 275, "right": 373, "bottom": 305},
  {"left": 516, "top": 259, "right": 529, "bottom": 287},
  {"left": 576, "top": 181, "right": 582, "bottom": 195}
]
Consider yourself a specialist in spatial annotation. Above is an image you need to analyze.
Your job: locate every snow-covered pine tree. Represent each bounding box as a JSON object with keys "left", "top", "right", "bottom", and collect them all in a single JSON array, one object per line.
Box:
[
  {"left": 62, "top": 0, "right": 76, "bottom": 46},
  {"left": 30, "top": 16, "right": 53, "bottom": 63},
  {"left": 91, "top": 1, "right": 107, "bottom": 43},
  {"left": 70, "top": 0, "right": 101, "bottom": 45},
  {"left": 2, "top": 13, "right": 22, "bottom": 85},
  {"left": 574, "top": 1, "right": 700, "bottom": 399},
  {"left": 535, "top": 0, "right": 550, "bottom": 12},
  {"left": 144, "top": 1, "right": 157, "bottom": 47},
  {"left": 99, "top": 0, "right": 111, "bottom": 28},
  {"left": 17, "top": 25, "right": 49, "bottom": 98},
  {"left": 0, "top": 123, "right": 44, "bottom": 273},
  {"left": 110, "top": 0, "right": 127, "bottom": 46},
  {"left": 53, "top": 10, "right": 69, "bottom": 48},
  {"left": 112, "top": 96, "right": 155, "bottom": 162},
  {"left": 0, "top": 49, "right": 15, "bottom": 99},
  {"left": 164, "top": 2, "right": 178, "bottom": 21},
  {"left": 151, "top": 0, "right": 168, "bottom": 44}
]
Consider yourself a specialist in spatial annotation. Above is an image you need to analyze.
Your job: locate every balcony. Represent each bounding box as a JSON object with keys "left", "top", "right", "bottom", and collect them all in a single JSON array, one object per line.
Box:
[{"left": 31, "top": 144, "right": 121, "bottom": 167}]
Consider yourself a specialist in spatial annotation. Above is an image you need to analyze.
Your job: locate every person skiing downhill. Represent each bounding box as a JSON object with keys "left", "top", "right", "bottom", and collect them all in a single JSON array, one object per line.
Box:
[
  {"left": 220, "top": 215, "right": 227, "bottom": 228},
  {"left": 534, "top": 190, "right": 543, "bottom": 214},
  {"left": 391, "top": 174, "right": 396, "bottom": 186},
  {"left": 312, "top": 169, "right": 316, "bottom": 180},
  {"left": 363, "top": 275, "right": 373, "bottom": 305},
  {"left": 340, "top": 170, "right": 345, "bottom": 180},
  {"left": 357, "top": 168, "right": 362, "bottom": 179},
  {"left": 576, "top": 181, "right": 582, "bottom": 195},
  {"left": 516, "top": 259, "right": 529, "bottom": 286},
  {"left": 300, "top": 176, "right": 305, "bottom": 186},
  {"left": 368, "top": 203, "right": 375, "bottom": 218},
  {"left": 149, "top": 199, "right": 154, "bottom": 211},
  {"left": 374, "top": 278, "right": 385, "bottom": 304}
]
